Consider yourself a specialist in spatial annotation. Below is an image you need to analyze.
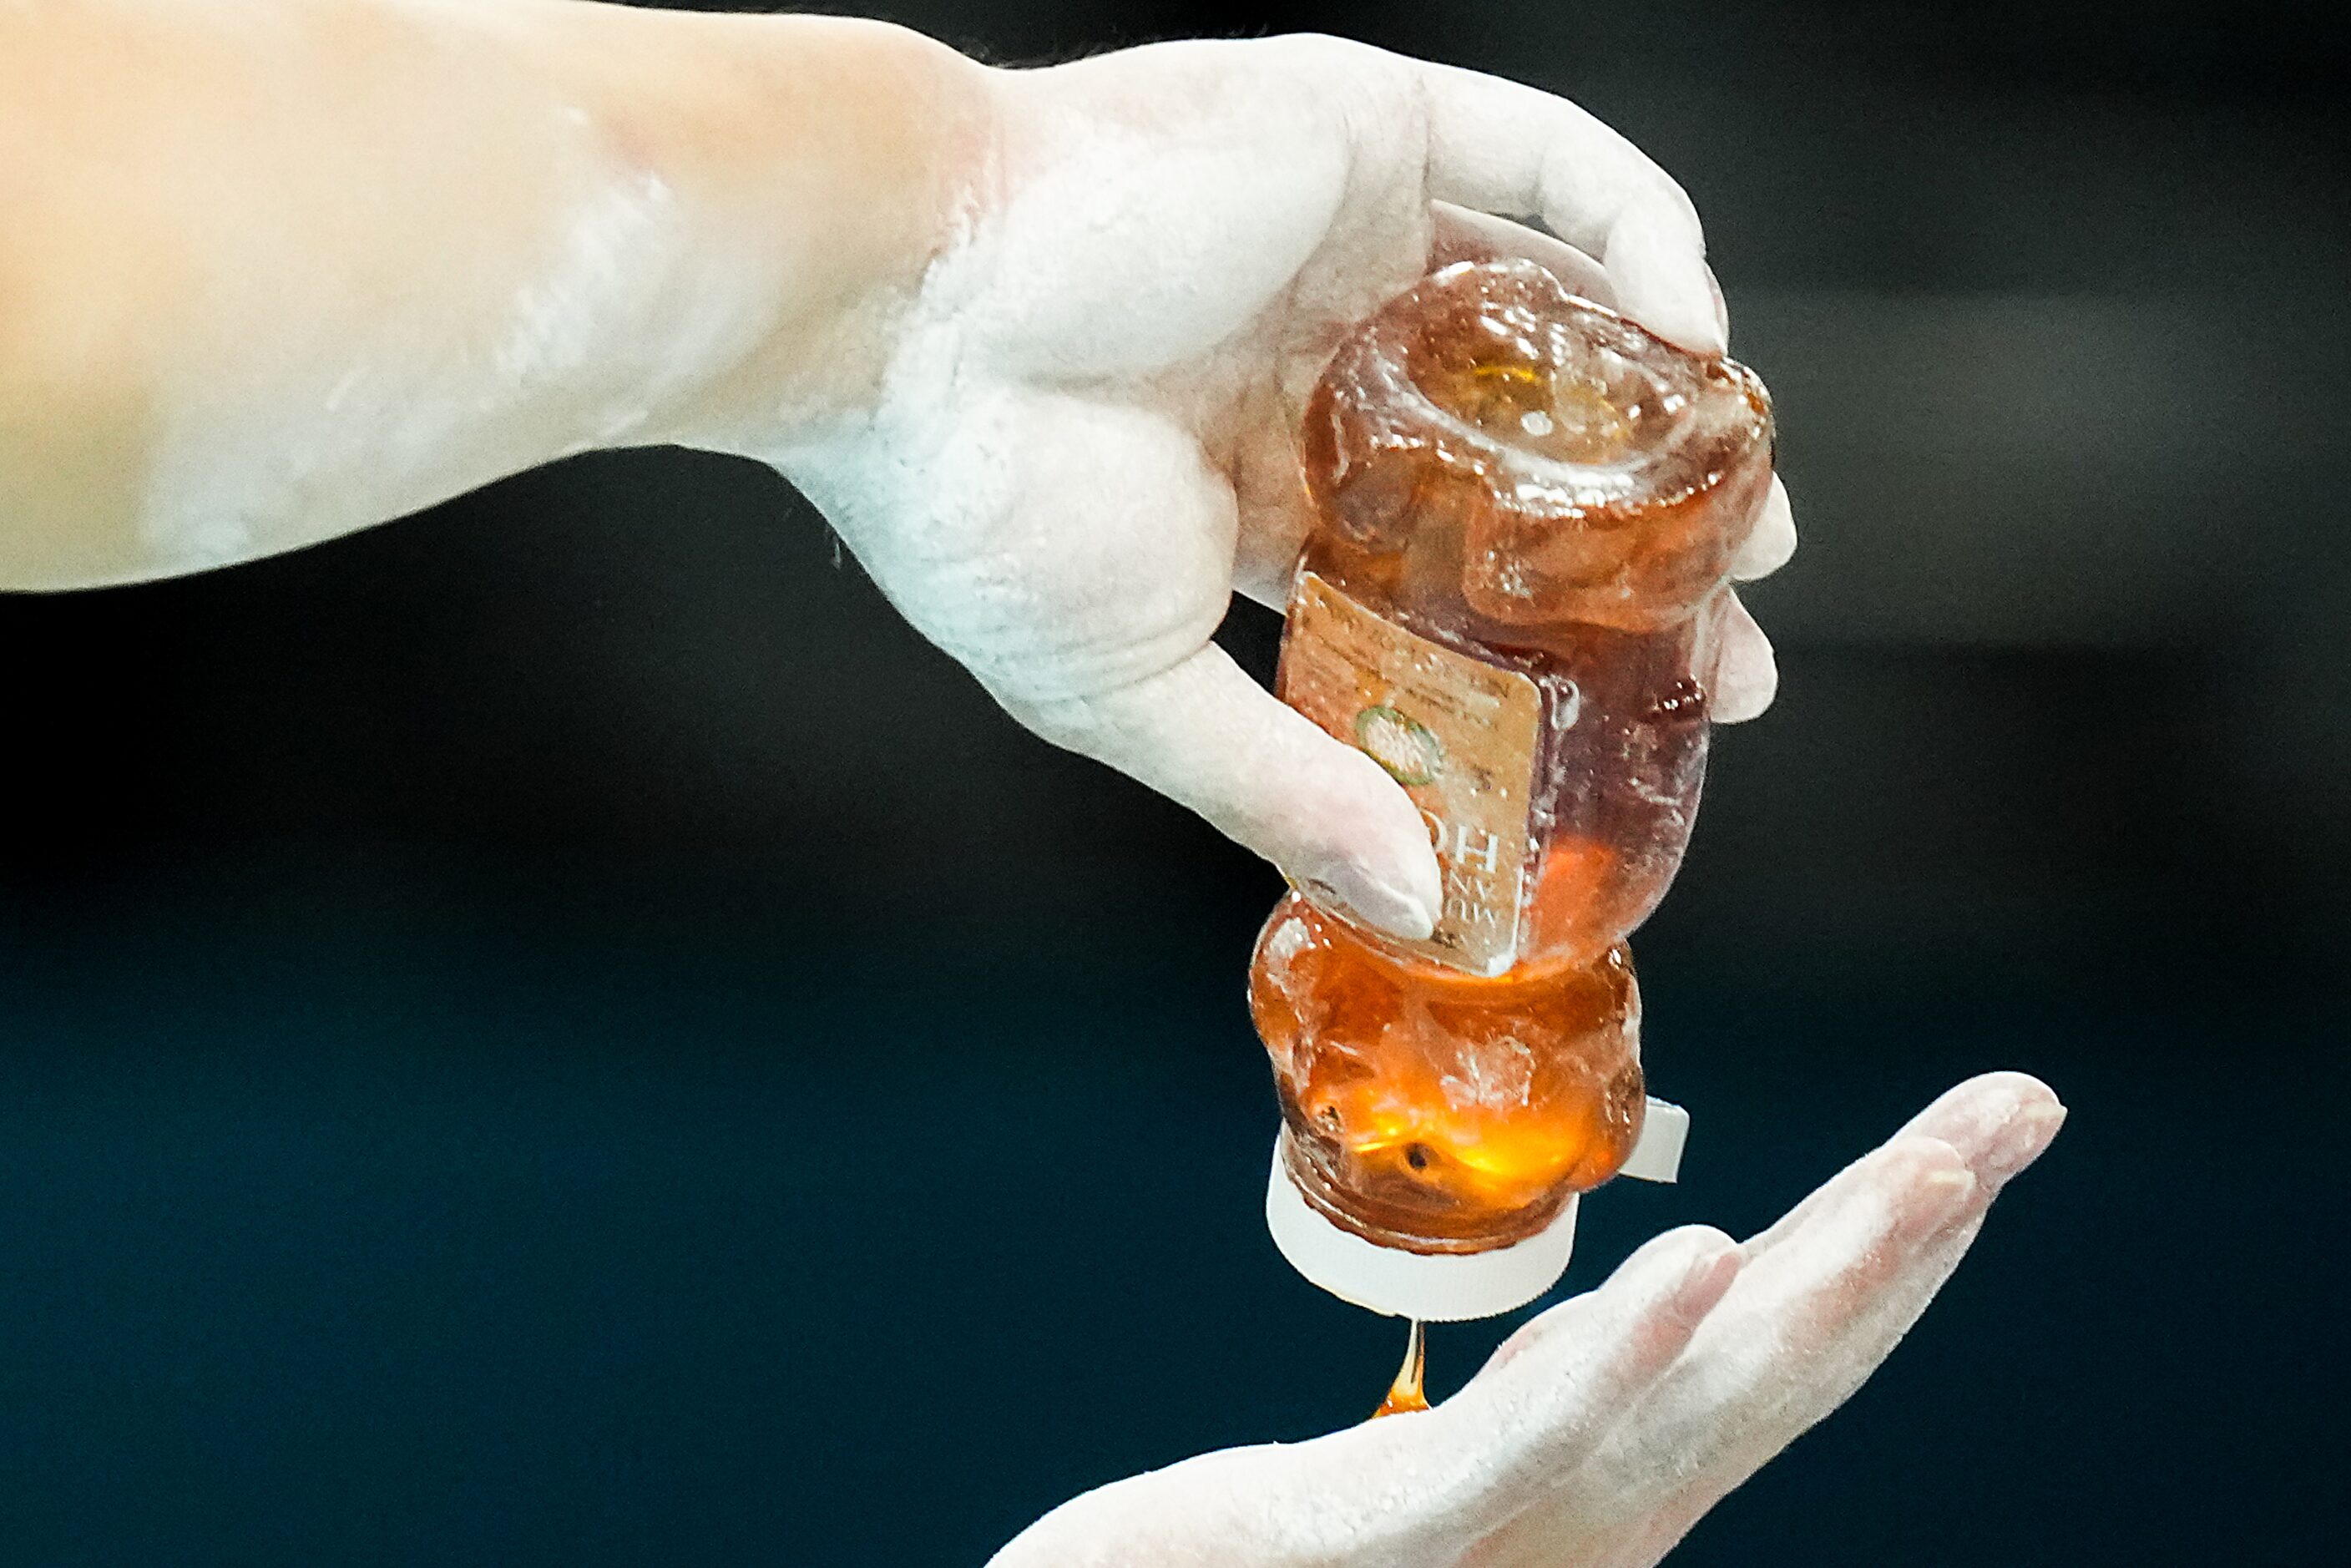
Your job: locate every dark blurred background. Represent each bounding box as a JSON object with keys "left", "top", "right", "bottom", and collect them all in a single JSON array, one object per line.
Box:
[{"left": 3, "top": 2, "right": 2346, "bottom": 1563}]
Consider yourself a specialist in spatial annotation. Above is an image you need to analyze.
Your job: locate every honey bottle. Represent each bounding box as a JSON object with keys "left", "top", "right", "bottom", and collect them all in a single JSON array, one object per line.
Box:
[{"left": 1254, "top": 260, "right": 1772, "bottom": 1322}]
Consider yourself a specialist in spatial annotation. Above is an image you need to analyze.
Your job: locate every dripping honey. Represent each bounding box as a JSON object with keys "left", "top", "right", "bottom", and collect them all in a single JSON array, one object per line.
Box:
[{"left": 1372, "top": 1319, "right": 1430, "bottom": 1419}]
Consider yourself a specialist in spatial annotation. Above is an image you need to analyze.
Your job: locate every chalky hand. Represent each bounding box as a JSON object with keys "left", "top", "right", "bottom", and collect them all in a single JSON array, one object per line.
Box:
[
  {"left": 772, "top": 37, "right": 1797, "bottom": 939},
  {"left": 987, "top": 1072, "right": 2064, "bottom": 1568}
]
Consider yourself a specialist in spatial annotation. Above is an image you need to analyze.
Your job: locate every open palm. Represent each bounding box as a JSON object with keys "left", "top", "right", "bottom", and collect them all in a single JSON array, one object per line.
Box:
[{"left": 990, "top": 1073, "right": 2064, "bottom": 1568}]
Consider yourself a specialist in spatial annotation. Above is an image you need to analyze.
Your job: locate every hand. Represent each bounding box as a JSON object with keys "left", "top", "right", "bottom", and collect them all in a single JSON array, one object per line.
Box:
[
  {"left": 766, "top": 37, "right": 1799, "bottom": 939},
  {"left": 988, "top": 1071, "right": 2065, "bottom": 1568}
]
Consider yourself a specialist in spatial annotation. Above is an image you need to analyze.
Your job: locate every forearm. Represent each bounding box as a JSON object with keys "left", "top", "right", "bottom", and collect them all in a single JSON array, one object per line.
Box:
[{"left": 0, "top": 0, "right": 993, "bottom": 589}]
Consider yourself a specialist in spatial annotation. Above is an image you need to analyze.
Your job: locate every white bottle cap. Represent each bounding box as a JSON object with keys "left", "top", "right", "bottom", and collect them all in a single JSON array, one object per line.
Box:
[
  {"left": 1264, "top": 1136, "right": 1581, "bottom": 1321},
  {"left": 1264, "top": 1098, "right": 1691, "bottom": 1321},
  {"left": 1620, "top": 1098, "right": 1690, "bottom": 1184}
]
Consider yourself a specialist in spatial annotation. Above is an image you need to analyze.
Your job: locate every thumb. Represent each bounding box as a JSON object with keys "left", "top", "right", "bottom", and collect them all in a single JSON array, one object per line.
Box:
[{"left": 1005, "top": 642, "right": 1442, "bottom": 940}]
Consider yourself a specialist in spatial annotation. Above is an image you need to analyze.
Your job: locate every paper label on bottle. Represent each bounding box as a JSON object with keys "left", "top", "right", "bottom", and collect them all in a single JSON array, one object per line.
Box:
[{"left": 1280, "top": 573, "right": 1540, "bottom": 975}]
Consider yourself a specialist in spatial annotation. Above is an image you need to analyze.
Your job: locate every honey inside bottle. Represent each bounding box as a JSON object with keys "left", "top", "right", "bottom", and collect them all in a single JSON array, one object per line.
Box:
[{"left": 1251, "top": 260, "right": 1772, "bottom": 1255}]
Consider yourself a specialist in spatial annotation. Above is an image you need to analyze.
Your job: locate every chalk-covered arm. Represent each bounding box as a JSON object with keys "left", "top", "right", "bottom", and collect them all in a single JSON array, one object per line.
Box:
[
  {"left": 0, "top": 11, "right": 1795, "bottom": 937},
  {"left": 992, "top": 1072, "right": 2065, "bottom": 1568},
  {"left": 0, "top": 0, "right": 988, "bottom": 586}
]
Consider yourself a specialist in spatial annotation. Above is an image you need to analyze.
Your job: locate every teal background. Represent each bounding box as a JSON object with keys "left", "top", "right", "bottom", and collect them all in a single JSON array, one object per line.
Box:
[{"left": 3, "top": 1, "right": 2344, "bottom": 1561}]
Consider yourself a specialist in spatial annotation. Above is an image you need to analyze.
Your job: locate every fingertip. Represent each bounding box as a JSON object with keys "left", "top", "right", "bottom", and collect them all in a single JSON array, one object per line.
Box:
[
  {"left": 1990, "top": 1100, "right": 2068, "bottom": 1190},
  {"left": 1479, "top": 1222, "right": 1732, "bottom": 1385},
  {"left": 1729, "top": 474, "right": 1797, "bottom": 582},
  {"left": 1776, "top": 1134, "right": 1974, "bottom": 1256},
  {"left": 1297, "top": 748, "right": 1443, "bottom": 941},
  {"left": 1611, "top": 1223, "right": 1742, "bottom": 1318},
  {"left": 1604, "top": 208, "right": 1723, "bottom": 356},
  {"left": 1024, "top": 647, "right": 1447, "bottom": 941},
  {"left": 1881, "top": 1133, "right": 1972, "bottom": 1181},
  {"left": 1878, "top": 1136, "right": 1983, "bottom": 1237},
  {"left": 1709, "top": 599, "right": 1777, "bottom": 724},
  {"left": 1969, "top": 1069, "right": 2066, "bottom": 1122},
  {"left": 1895, "top": 1072, "right": 2068, "bottom": 1196},
  {"left": 1671, "top": 1231, "right": 1744, "bottom": 1323},
  {"left": 1313, "top": 861, "right": 1437, "bottom": 943},
  {"left": 1607, "top": 1227, "right": 1742, "bottom": 1372},
  {"left": 1428, "top": 202, "right": 1615, "bottom": 306},
  {"left": 1462, "top": 1227, "right": 1734, "bottom": 1435}
]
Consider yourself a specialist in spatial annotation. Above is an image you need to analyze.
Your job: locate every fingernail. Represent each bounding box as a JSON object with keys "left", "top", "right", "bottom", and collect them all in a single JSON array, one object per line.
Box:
[
  {"left": 1674, "top": 265, "right": 1728, "bottom": 357},
  {"left": 1867, "top": 1141, "right": 1981, "bottom": 1247},
  {"left": 1911, "top": 1166, "right": 1981, "bottom": 1239},
  {"left": 1317, "top": 866, "right": 1436, "bottom": 942},
  {"left": 1655, "top": 296, "right": 1726, "bottom": 357},
  {"left": 1981, "top": 1101, "right": 2067, "bottom": 1192},
  {"left": 1605, "top": 230, "right": 1724, "bottom": 356},
  {"left": 1631, "top": 260, "right": 1727, "bottom": 357},
  {"left": 1710, "top": 625, "right": 1777, "bottom": 725},
  {"left": 1921, "top": 1166, "right": 1977, "bottom": 1200}
]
